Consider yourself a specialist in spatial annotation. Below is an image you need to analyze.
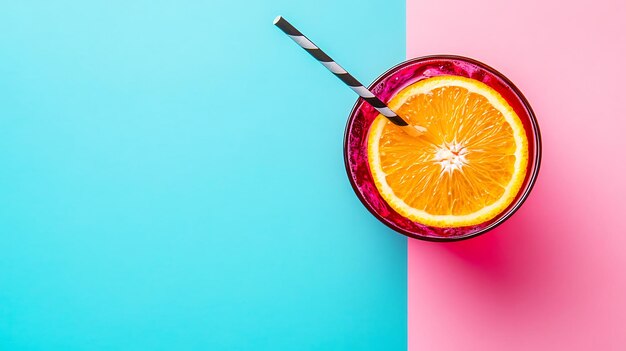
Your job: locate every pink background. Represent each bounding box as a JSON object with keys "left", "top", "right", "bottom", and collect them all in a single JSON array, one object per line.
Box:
[{"left": 407, "top": 0, "right": 626, "bottom": 349}]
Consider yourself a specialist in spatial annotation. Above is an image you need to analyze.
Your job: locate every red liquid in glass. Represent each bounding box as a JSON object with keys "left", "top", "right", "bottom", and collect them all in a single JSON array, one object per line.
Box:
[{"left": 344, "top": 56, "right": 541, "bottom": 241}]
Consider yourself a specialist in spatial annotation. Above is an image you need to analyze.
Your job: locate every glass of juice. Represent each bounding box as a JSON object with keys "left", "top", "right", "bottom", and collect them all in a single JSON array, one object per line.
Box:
[{"left": 344, "top": 55, "right": 541, "bottom": 241}]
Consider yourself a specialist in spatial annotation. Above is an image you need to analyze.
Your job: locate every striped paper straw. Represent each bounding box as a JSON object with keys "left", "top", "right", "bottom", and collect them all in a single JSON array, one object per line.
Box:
[{"left": 273, "top": 16, "right": 426, "bottom": 136}]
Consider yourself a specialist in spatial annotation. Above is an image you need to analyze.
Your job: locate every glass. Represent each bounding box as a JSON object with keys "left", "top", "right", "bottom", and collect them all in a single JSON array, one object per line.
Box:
[{"left": 344, "top": 55, "right": 541, "bottom": 241}]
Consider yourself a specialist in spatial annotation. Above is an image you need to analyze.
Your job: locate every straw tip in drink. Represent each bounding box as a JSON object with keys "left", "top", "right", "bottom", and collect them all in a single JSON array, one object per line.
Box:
[
  {"left": 403, "top": 125, "right": 427, "bottom": 137},
  {"left": 273, "top": 16, "right": 282, "bottom": 25},
  {"left": 415, "top": 125, "right": 428, "bottom": 133}
]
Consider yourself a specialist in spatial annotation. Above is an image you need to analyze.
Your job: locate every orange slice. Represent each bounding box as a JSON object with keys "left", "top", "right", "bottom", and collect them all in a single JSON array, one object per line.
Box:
[{"left": 367, "top": 76, "right": 528, "bottom": 227}]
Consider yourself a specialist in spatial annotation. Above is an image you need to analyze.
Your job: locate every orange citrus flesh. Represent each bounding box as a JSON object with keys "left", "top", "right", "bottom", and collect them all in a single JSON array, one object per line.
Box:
[{"left": 367, "top": 76, "right": 528, "bottom": 227}]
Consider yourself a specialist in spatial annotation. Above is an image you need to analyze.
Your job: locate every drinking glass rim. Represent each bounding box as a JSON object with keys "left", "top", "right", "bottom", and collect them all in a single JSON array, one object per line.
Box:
[{"left": 343, "top": 54, "right": 542, "bottom": 242}]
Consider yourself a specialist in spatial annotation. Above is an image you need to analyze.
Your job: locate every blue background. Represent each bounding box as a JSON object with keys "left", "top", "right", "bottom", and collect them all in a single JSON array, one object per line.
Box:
[{"left": 0, "top": 1, "right": 406, "bottom": 349}]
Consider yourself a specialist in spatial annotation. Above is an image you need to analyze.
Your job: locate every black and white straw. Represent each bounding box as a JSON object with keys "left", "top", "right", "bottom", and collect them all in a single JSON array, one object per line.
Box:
[{"left": 273, "top": 16, "right": 426, "bottom": 135}]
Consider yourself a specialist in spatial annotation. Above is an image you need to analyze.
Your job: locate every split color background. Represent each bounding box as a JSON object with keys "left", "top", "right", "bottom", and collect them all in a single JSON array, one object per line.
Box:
[{"left": 1, "top": 0, "right": 625, "bottom": 350}]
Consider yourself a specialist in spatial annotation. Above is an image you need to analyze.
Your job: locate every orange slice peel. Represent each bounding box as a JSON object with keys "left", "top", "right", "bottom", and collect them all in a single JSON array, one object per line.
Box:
[{"left": 367, "top": 76, "right": 528, "bottom": 227}]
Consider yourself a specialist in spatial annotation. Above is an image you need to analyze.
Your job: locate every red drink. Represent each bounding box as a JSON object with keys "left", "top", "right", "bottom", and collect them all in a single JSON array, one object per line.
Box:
[{"left": 344, "top": 56, "right": 541, "bottom": 241}]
